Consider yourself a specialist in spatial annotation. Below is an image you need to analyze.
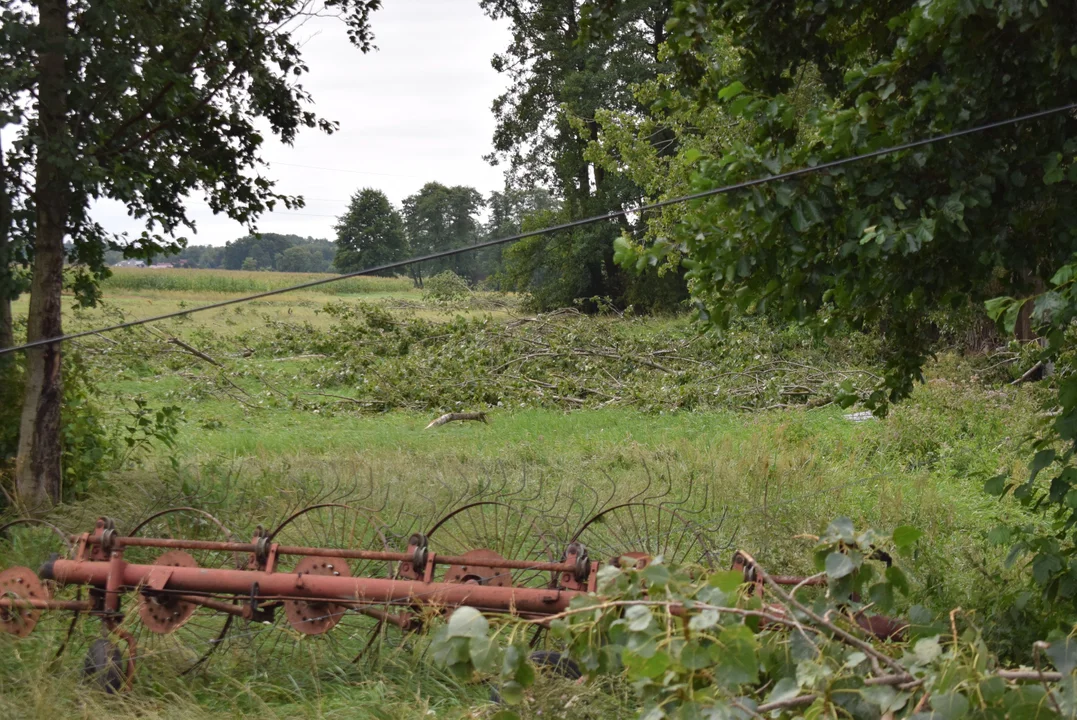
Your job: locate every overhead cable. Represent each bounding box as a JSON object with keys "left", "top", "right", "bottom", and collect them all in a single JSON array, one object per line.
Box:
[{"left": 2, "top": 102, "right": 1075, "bottom": 357}]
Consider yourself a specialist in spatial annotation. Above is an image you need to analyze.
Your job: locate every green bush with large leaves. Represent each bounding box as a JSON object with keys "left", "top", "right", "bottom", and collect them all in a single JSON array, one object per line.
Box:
[{"left": 431, "top": 518, "right": 1077, "bottom": 718}]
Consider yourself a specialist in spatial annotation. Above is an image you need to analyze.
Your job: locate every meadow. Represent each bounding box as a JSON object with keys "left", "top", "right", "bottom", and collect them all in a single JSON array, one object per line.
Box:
[{"left": 0, "top": 269, "right": 1051, "bottom": 719}]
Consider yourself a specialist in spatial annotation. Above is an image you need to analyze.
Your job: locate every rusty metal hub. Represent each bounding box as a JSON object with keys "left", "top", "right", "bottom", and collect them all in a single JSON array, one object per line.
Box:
[
  {"left": 445, "top": 549, "right": 512, "bottom": 587},
  {"left": 285, "top": 555, "right": 352, "bottom": 635},
  {"left": 0, "top": 566, "right": 46, "bottom": 637},
  {"left": 138, "top": 550, "right": 199, "bottom": 634}
]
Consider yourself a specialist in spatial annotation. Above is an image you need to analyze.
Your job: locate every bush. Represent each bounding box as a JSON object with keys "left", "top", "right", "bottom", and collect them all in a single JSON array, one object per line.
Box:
[
  {"left": 0, "top": 351, "right": 113, "bottom": 505},
  {"left": 422, "top": 270, "right": 471, "bottom": 302}
]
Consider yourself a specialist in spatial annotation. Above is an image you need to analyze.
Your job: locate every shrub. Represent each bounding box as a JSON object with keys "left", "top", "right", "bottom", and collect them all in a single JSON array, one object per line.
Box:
[
  {"left": 0, "top": 352, "right": 113, "bottom": 505},
  {"left": 422, "top": 270, "right": 471, "bottom": 302}
]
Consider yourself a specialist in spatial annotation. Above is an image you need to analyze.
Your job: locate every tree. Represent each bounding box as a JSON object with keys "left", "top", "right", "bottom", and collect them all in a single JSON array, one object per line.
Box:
[
  {"left": 223, "top": 233, "right": 298, "bottom": 271},
  {"left": 333, "top": 188, "right": 407, "bottom": 275},
  {"left": 480, "top": 187, "right": 557, "bottom": 288},
  {"left": 611, "top": 0, "right": 1077, "bottom": 404},
  {"left": 401, "top": 182, "right": 484, "bottom": 283},
  {"left": 277, "top": 244, "right": 328, "bottom": 273},
  {"left": 1, "top": 0, "right": 382, "bottom": 506},
  {"left": 482, "top": 0, "right": 686, "bottom": 310}
]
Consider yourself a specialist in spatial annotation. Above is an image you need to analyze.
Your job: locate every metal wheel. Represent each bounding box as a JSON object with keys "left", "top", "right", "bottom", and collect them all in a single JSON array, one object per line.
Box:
[
  {"left": 0, "top": 519, "right": 94, "bottom": 667},
  {"left": 240, "top": 504, "right": 405, "bottom": 679},
  {"left": 571, "top": 503, "right": 716, "bottom": 570},
  {"left": 425, "top": 501, "right": 557, "bottom": 589},
  {"left": 120, "top": 508, "right": 240, "bottom": 676}
]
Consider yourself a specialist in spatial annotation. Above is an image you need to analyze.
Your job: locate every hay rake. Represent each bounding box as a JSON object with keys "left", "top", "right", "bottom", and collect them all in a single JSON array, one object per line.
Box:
[{"left": 0, "top": 492, "right": 732, "bottom": 691}]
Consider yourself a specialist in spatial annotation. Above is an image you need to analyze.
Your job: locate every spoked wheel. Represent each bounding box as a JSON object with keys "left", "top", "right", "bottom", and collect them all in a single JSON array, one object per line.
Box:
[
  {"left": 0, "top": 519, "right": 95, "bottom": 670},
  {"left": 241, "top": 504, "right": 404, "bottom": 679},
  {"left": 120, "top": 508, "right": 241, "bottom": 677},
  {"left": 425, "top": 501, "right": 557, "bottom": 590},
  {"left": 424, "top": 502, "right": 557, "bottom": 649},
  {"left": 571, "top": 503, "right": 716, "bottom": 571}
]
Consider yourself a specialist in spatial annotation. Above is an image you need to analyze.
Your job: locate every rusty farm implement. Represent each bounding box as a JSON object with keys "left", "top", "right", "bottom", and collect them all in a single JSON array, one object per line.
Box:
[
  {"left": 0, "top": 491, "right": 729, "bottom": 690},
  {"left": 0, "top": 487, "right": 903, "bottom": 692}
]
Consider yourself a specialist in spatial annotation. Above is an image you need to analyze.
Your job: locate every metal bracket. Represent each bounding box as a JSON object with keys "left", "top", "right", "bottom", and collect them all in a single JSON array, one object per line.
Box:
[
  {"left": 397, "top": 533, "right": 427, "bottom": 580},
  {"left": 559, "top": 542, "right": 590, "bottom": 591}
]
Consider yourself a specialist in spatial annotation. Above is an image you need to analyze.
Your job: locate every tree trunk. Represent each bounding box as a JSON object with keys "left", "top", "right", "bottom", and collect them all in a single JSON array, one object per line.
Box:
[
  {"left": 16, "top": 0, "right": 69, "bottom": 508},
  {"left": 0, "top": 136, "right": 13, "bottom": 351}
]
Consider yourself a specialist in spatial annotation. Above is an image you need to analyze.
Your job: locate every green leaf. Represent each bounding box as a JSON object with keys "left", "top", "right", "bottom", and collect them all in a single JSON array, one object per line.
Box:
[
  {"left": 984, "top": 474, "right": 1009, "bottom": 496},
  {"left": 642, "top": 563, "right": 671, "bottom": 587},
  {"left": 683, "top": 147, "right": 702, "bottom": 164},
  {"left": 501, "top": 644, "right": 524, "bottom": 679},
  {"left": 892, "top": 525, "right": 923, "bottom": 549},
  {"left": 1002, "top": 301, "right": 1023, "bottom": 335},
  {"left": 868, "top": 582, "right": 895, "bottom": 612},
  {"left": 715, "top": 624, "right": 759, "bottom": 684},
  {"left": 1029, "top": 449, "right": 1057, "bottom": 483},
  {"left": 825, "top": 552, "right": 855, "bottom": 579},
  {"left": 1032, "top": 553, "right": 1063, "bottom": 586},
  {"left": 718, "top": 81, "right": 746, "bottom": 100},
  {"left": 680, "top": 639, "right": 714, "bottom": 670},
  {"left": 624, "top": 649, "right": 670, "bottom": 679},
  {"left": 469, "top": 635, "right": 500, "bottom": 674},
  {"left": 862, "top": 684, "right": 902, "bottom": 712},
  {"left": 515, "top": 657, "right": 535, "bottom": 687},
  {"left": 1044, "top": 152, "right": 1065, "bottom": 185},
  {"left": 625, "top": 604, "right": 655, "bottom": 632},
  {"left": 447, "top": 606, "right": 489, "bottom": 639},
  {"left": 1051, "top": 263, "right": 1077, "bottom": 286},
  {"left": 979, "top": 676, "right": 1006, "bottom": 702},
  {"left": 791, "top": 203, "right": 810, "bottom": 232},
  {"left": 1046, "top": 637, "right": 1077, "bottom": 674},
  {"left": 612, "top": 236, "right": 638, "bottom": 269},
  {"left": 984, "top": 296, "right": 1015, "bottom": 322},
  {"left": 709, "top": 570, "right": 744, "bottom": 594},
  {"left": 825, "top": 517, "right": 856, "bottom": 543},
  {"left": 766, "top": 677, "right": 800, "bottom": 704},
  {"left": 729, "top": 94, "right": 753, "bottom": 116},
  {"left": 689, "top": 608, "right": 720, "bottom": 631},
  {"left": 931, "top": 691, "right": 969, "bottom": 719},
  {"left": 885, "top": 565, "right": 910, "bottom": 595},
  {"left": 913, "top": 636, "right": 942, "bottom": 665}
]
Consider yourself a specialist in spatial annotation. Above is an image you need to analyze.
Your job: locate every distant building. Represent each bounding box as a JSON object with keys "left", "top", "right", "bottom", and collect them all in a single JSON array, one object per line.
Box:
[{"left": 113, "top": 259, "right": 146, "bottom": 268}]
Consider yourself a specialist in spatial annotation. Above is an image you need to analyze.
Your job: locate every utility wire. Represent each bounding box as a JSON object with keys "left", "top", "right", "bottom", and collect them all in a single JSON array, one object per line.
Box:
[{"left": 3, "top": 102, "right": 1075, "bottom": 357}]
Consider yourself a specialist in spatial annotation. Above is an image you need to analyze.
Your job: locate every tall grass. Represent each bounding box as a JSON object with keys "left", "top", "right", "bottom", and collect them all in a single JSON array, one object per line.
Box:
[{"left": 102, "top": 267, "right": 414, "bottom": 295}]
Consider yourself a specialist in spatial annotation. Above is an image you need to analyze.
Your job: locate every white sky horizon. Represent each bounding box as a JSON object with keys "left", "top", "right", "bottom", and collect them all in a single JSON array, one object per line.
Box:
[{"left": 93, "top": 1, "right": 513, "bottom": 248}]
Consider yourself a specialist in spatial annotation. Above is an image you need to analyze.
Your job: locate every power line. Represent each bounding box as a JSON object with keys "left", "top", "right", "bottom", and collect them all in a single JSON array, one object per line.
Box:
[{"left": 3, "top": 102, "right": 1075, "bottom": 357}]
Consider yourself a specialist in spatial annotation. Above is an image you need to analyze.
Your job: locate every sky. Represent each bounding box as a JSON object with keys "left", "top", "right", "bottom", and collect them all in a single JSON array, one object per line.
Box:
[{"left": 94, "top": 1, "right": 513, "bottom": 247}]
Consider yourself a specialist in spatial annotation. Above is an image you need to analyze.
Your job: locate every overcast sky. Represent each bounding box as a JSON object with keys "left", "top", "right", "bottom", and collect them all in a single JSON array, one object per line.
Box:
[{"left": 94, "top": 1, "right": 513, "bottom": 247}]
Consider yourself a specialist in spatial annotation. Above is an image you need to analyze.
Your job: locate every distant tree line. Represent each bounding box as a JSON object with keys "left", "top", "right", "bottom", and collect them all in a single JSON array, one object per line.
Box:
[
  {"left": 105, "top": 234, "right": 337, "bottom": 273},
  {"left": 333, "top": 182, "right": 557, "bottom": 287}
]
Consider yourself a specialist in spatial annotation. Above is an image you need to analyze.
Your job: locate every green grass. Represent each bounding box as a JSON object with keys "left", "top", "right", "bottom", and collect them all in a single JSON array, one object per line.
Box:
[
  {"left": 0, "top": 270, "right": 1052, "bottom": 718},
  {"left": 102, "top": 267, "right": 415, "bottom": 295}
]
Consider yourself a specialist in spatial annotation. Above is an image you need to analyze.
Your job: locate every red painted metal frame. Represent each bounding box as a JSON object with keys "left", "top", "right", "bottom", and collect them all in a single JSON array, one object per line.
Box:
[
  {"left": 44, "top": 556, "right": 585, "bottom": 616},
  {"left": 1, "top": 513, "right": 908, "bottom": 695}
]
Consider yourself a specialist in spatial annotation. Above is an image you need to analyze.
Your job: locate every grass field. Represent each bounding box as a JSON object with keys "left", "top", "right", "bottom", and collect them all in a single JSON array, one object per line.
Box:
[
  {"left": 12, "top": 268, "right": 518, "bottom": 335},
  {"left": 102, "top": 267, "right": 416, "bottom": 295},
  {"left": 0, "top": 268, "right": 1050, "bottom": 719}
]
